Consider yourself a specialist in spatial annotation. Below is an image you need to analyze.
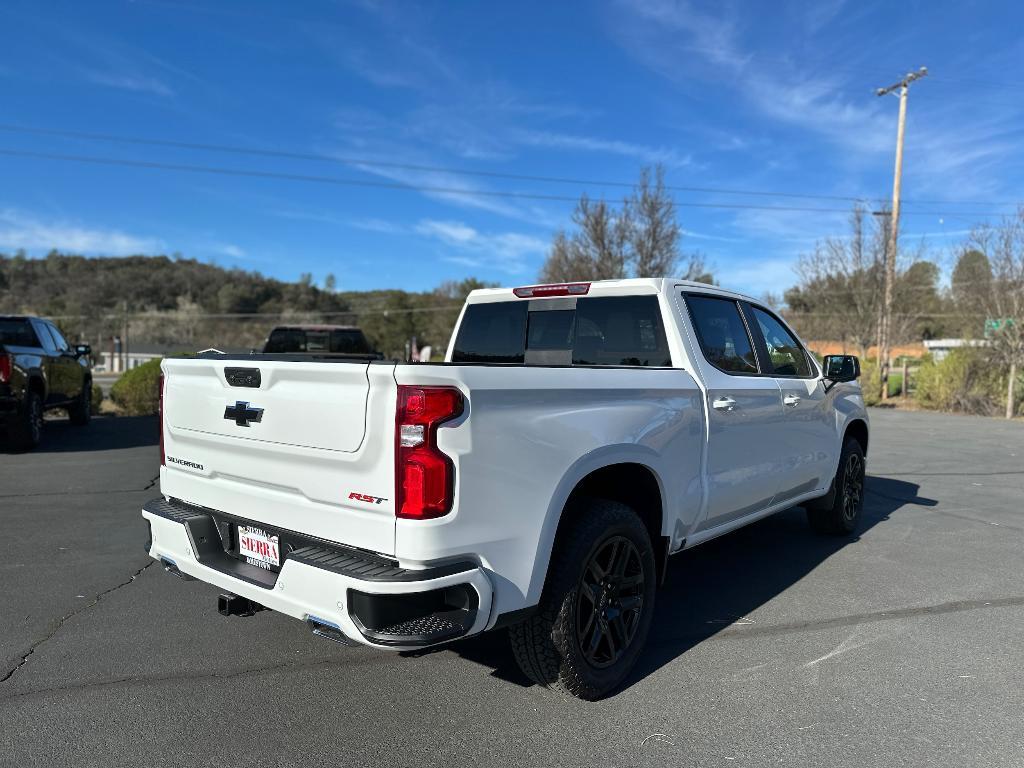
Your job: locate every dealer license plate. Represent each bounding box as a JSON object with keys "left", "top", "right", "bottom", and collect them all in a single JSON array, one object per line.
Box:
[{"left": 238, "top": 525, "right": 280, "bottom": 570}]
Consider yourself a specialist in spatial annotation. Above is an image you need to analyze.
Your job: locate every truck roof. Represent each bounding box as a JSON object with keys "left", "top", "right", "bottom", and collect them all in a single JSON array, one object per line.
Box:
[
  {"left": 268, "top": 324, "right": 363, "bottom": 331},
  {"left": 464, "top": 277, "right": 759, "bottom": 305}
]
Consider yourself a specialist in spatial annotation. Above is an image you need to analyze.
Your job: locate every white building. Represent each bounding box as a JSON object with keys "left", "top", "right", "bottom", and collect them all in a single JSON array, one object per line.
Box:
[{"left": 922, "top": 338, "right": 987, "bottom": 362}]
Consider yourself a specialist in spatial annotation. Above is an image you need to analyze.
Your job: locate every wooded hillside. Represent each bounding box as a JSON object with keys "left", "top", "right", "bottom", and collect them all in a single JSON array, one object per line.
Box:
[{"left": 0, "top": 251, "right": 485, "bottom": 357}]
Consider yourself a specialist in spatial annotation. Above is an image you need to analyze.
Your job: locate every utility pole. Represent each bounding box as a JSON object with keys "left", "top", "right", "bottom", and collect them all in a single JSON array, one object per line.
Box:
[{"left": 876, "top": 66, "right": 927, "bottom": 400}]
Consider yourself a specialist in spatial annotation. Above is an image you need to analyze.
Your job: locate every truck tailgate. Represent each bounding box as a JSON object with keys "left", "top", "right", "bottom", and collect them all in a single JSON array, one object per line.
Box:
[{"left": 160, "top": 357, "right": 398, "bottom": 555}]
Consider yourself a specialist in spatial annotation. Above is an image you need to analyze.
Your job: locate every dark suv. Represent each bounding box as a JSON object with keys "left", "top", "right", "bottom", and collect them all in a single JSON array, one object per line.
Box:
[{"left": 0, "top": 315, "right": 92, "bottom": 450}]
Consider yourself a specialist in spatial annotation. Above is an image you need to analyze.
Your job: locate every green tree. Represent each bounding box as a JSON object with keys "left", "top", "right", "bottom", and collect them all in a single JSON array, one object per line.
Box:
[{"left": 951, "top": 249, "right": 992, "bottom": 337}]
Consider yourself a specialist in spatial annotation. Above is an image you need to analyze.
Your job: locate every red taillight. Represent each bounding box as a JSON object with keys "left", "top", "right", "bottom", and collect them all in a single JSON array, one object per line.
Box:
[
  {"left": 0, "top": 353, "right": 11, "bottom": 384},
  {"left": 158, "top": 372, "right": 165, "bottom": 466},
  {"left": 513, "top": 282, "right": 590, "bottom": 298},
  {"left": 395, "top": 385, "right": 463, "bottom": 520}
]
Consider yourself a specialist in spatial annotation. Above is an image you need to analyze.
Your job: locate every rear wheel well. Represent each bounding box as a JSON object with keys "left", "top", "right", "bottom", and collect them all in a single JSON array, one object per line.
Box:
[
  {"left": 546, "top": 463, "right": 667, "bottom": 590},
  {"left": 28, "top": 376, "right": 45, "bottom": 399},
  {"left": 845, "top": 419, "right": 869, "bottom": 456}
]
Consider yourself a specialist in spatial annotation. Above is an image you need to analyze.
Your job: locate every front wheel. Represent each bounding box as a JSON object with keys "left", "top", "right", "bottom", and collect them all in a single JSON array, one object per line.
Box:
[
  {"left": 68, "top": 380, "right": 92, "bottom": 426},
  {"left": 807, "top": 438, "right": 866, "bottom": 535},
  {"left": 509, "top": 499, "right": 657, "bottom": 700}
]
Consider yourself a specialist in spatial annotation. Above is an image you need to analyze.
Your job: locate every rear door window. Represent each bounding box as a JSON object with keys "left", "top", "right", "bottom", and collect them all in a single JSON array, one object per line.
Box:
[
  {"left": 47, "top": 323, "right": 70, "bottom": 352},
  {"left": 684, "top": 295, "right": 758, "bottom": 374},
  {"left": 31, "top": 319, "right": 58, "bottom": 354}
]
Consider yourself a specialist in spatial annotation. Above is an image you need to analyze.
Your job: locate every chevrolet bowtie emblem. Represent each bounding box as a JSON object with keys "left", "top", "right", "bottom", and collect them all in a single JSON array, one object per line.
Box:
[{"left": 224, "top": 401, "right": 264, "bottom": 427}]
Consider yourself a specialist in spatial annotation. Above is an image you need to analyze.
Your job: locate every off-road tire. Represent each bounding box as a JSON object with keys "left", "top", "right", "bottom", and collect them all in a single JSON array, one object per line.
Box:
[
  {"left": 68, "top": 380, "right": 92, "bottom": 426},
  {"left": 807, "top": 437, "right": 865, "bottom": 535},
  {"left": 10, "top": 388, "right": 43, "bottom": 451},
  {"left": 509, "top": 499, "right": 657, "bottom": 700}
]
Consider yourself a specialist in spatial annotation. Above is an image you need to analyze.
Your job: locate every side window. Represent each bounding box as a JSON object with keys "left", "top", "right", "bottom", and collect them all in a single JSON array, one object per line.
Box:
[
  {"left": 32, "top": 320, "right": 58, "bottom": 353},
  {"left": 47, "top": 323, "right": 70, "bottom": 352},
  {"left": 684, "top": 295, "right": 758, "bottom": 374},
  {"left": 750, "top": 306, "right": 812, "bottom": 377},
  {"left": 572, "top": 295, "right": 671, "bottom": 366},
  {"left": 451, "top": 301, "right": 528, "bottom": 363}
]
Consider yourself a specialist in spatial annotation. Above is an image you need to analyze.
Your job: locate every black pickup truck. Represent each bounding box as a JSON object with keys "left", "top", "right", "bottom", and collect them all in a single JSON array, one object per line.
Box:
[{"left": 0, "top": 315, "right": 92, "bottom": 450}]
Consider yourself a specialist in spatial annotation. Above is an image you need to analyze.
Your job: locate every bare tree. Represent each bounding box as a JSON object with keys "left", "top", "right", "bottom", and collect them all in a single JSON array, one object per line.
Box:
[
  {"left": 538, "top": 165, "right": 710, "bottom": 284},
  {"left": 573, "top": 195, "right": 632, "bottom": 280},
  {"left": 539, "top": 230, "right": 597, "bottom": 283},
  {"left": 966, "top": 209, "right": 1024, "bottom": 419},
  {"left": 785, "top": 206, "right": 886, "bottom": 357},
  {"left": 783, "top": 205, "right": 944, "bottom": 359},
  {"left": 679, "top": 250, "right": 714, "bottom": 284}
]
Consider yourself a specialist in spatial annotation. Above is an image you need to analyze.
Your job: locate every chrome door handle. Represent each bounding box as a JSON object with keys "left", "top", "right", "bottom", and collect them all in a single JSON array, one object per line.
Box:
[
  {"left": 783, "top": 394, "right": 801, "bottom": 407},
  {"left": 712, "top": 396, "right": 737, "bottom": 411}
]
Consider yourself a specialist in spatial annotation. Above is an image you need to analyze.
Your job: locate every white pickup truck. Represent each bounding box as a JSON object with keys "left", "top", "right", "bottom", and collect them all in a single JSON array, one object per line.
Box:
[{"left": 143, "top": 278, "right": 867, "bottom": 699}]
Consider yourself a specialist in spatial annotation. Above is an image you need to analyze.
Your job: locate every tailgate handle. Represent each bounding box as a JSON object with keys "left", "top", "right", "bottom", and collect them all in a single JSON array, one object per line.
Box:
[{"left": 225, "top": 367, "right": 261, "bottom": 388}]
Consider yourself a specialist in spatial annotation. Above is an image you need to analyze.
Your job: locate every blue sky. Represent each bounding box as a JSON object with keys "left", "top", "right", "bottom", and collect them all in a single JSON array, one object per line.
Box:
[{"left": 1, "top": 0, "right": 1022, "bottom": 297}]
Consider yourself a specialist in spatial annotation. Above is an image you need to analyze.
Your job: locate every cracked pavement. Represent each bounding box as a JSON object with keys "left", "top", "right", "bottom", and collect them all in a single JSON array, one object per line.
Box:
[{"left": 1, "top": 410, "right": 1023, "bottom": 767}]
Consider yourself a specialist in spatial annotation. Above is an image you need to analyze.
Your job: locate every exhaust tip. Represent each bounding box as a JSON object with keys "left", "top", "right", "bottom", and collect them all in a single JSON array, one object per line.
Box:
[
  {"left": 307, "top": 616, "right": 357, "bottom": 646},
  {"left": 161, "top": 557, "right": 195, "bottom": 582}
]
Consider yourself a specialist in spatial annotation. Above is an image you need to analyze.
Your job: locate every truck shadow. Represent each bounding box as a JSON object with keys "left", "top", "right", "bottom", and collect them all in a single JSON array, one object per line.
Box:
[
  {"left": 1, "top": 415, "right": 159, "bottom": 454},
  {"left": 445, "top": 475, "right": 938, "bottom": 693}
]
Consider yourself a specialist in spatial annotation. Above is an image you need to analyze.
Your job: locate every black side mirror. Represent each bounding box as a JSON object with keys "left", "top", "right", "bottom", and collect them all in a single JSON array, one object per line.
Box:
[
  {"left": 75, "top": 344, "right": 91, "bottom": 358},
  {"left": 822, "top": 354, "right": 860, "bottom": 383}
]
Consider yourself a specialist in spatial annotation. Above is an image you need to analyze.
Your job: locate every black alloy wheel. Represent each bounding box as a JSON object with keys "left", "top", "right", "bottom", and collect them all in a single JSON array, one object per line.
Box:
[
  {"left": 842, "top": 452, "right": 864, "bottom": 523},
  {"left": 575, "top": 535, "right": 645, "bottom": 669}
]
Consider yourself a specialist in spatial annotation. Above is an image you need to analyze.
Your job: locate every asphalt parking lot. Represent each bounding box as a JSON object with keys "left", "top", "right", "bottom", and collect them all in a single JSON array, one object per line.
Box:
[{"left": 1, "top": 409, "right": 1022, "bottom": 767}]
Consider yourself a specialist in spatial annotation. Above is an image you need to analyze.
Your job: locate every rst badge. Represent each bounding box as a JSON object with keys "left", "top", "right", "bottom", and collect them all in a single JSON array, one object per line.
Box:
[{"left": 349, "top": 492, "right": 387, "bottom": 505}]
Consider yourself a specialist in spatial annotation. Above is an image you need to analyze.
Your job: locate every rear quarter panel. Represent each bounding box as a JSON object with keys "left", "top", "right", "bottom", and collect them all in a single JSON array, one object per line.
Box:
[{"left": 393, "top": 364, "right": 705, "bottom": 618}]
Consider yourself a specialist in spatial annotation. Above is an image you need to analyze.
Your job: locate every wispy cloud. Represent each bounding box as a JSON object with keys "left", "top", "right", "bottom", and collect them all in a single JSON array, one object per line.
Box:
[
  {"left": 415, "top": 219, "right": 548, "bottom": 274},
  {"left": 608, "top": 0, "right": 1024, "bottom": 199},
  {"left": 712, "top": 256, "right": 801, "bottom": 297},
  {"left": 516, "top": 130, "right": 692, "bottom": 167},
  {"left": 0, "top": 209, "right": 165, "bottom": 255},
  {"left": 211, "top": 242, "right": 245, "bottom": 258},
  {"left": 348, "top": 217, "right": 406, "bottom": 234},
  {"left": 83, "top": 70, "right": 174, "bottom": 97},
  {"left": 609, "top": 0, "right": 891, "bottom": 154}
]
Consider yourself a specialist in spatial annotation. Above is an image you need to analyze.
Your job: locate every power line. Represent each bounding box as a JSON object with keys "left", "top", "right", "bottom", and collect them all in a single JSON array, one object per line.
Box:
[
  {"left": 0, "top": 123, "right": 871, "bottom": 204},
  {"left": 0, "top": 122, "right": 1018, "bottom": 209},
  {"left": 44, "top": 304, "right": 467, "bottom": 321},
  {"left": 0, "top": 146, "right": 1015, "bottom": 218}
]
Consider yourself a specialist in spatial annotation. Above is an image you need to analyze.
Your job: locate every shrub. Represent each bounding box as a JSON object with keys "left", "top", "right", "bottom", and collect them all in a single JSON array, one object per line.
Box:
[
  {"left": 110, "top": 358, "right": 163, "bottom": 415},
  {"left": 858, "top": 359, "right": 882, "bottom": 407},
  {"left": 90, "top": 383, "right": 104, "bottom": 414},
  {"left": 913, "top": 349, "right": 1005, "bottom": 416}
]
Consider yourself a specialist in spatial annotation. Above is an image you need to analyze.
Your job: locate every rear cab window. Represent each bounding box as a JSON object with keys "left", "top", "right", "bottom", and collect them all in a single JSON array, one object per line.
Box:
[
  {"left": 452, "top": 295, "right": 672, "bottom": 367},
  {"left": 0, "top": 319, "right": 39, "bottom": 348},
  {"left": 265, "top": 328, "right": 372, "bottom": 355}
]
